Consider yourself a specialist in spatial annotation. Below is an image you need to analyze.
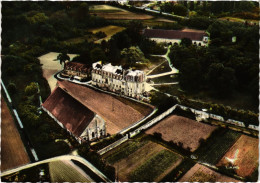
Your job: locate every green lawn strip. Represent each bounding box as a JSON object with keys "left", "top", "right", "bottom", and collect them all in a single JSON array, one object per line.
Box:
[
  {"left": 152, "top": 74, "right": 179, "bottom": 83},
  {"left": 129, "top": 149, "right": 180, "bottom": 182},
  {"left": 194, "top": 128, "right": 241, "bottom": 165},
  {"left": 149, "top": 61, "right": 172, "bottom": 75},
  {"left": 105, "top": 139, "right": 148, "bottom": 164}
]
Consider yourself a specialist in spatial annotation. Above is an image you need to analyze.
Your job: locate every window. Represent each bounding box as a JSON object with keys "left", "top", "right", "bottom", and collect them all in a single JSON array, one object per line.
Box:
[
  {"left": 92, "top": 132, "right": 95, "bottom": 138},
  {"left": 100, "top": 129, "right": 103, "bottom": 136}
]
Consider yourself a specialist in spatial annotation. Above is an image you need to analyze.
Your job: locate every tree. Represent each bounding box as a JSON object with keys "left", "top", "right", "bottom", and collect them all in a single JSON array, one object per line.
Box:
[
  {"left": 206, "top": 63, "right": 237, "bottom": 97},
  {"left": 173, "top": 4, "right": 188, "bottom": 16},
  {"left": 179, "top": 58, "right": 202, "bottom": 92},
  {"left": 8, "top": 83, "right": 17, "bottom": 95},
  {"left": 75, "top": 2, "right": 89, "bottom": 23},
  {"left": 25, "top": 82, "right": 38, "bottom": 96},
  {"left": 57, "top": 51, "right": 70, "bottom": 65},
  {"left": 90, "top": 47, "right": 106, "bottom": 63},
  {"left": 180, "top": 37, "right": 192, "bottom": 47},
  {"left": 120, "top": 46, "right": 148, "bottom": 66}
]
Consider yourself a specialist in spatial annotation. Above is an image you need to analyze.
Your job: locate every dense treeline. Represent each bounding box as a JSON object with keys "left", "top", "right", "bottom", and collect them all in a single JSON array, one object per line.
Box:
[{"left": 168, "top": 20, "right": 258, "bottom": 108}]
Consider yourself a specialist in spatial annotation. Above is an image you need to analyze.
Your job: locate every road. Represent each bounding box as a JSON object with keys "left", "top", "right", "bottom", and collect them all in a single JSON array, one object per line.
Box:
[{"left": 1, "top": 155, "right": 112, "bottom": 182}]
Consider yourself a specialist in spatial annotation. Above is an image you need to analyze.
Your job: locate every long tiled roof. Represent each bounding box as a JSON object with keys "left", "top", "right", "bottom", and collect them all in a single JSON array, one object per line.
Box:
[
  {"left": 143, "top": 29, "right": 208, "bottom": 41},
  {"left": 42, "top": 87, "right": 95, "bottom": 137}
]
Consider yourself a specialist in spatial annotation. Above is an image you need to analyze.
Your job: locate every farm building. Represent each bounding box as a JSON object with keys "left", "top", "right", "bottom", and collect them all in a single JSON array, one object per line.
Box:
[
  {"left": 60, "top": 62, "right": 91, "bottom": 81},
  {"left": 91, "top": 61, "right": 146, "bottom": 99},
  {"left": 42, "top": 87, "right": 106, "bottom": 143},
  {"left": 143, "top": 28, "right": 209, "bottom": 46}
]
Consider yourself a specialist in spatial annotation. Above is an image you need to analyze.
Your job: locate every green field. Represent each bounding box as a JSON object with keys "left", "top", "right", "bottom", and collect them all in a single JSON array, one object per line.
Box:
[
  {"left": 194, "top": 128, "right": 241, "bottom": 165},
  {"left": 129, "top": 149, "right": 180, "bottom": 181}
]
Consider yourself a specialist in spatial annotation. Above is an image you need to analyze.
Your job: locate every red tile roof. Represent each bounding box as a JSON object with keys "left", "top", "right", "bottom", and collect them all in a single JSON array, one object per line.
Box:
[
  {"left": 42, "top": 87, "right": 95, "bottom": 137},
  {"left": 65, "top": 62, "right": 89, "bottom": 72},
  {"left": 143, "top": 29, "right": 208, "bottom": 41}
]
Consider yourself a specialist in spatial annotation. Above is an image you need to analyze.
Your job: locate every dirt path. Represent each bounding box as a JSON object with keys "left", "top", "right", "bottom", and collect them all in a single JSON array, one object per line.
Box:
[{"left": 1, "top": 97, "right": 30, "bottom": 171}]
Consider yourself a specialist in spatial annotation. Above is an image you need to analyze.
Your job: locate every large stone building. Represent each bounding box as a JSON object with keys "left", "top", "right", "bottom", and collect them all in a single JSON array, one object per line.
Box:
[
  {"left": 91, "top": 62, "right": 146, "bottom": 99},
  {"left": 60, "top": 62, "right": 91, "bottom": 81},
  {"left": 143, "top": 28, "right": 209, "bottom": 46},
  {"left": 42, "top": 87, "right": 106, "bottom": 143}
]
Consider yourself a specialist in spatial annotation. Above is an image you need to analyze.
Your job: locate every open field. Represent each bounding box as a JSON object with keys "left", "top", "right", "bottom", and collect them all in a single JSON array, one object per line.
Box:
[
  {"left": 146, "top": 115, "right": 217, "bottom": 152},
  {"left": 58, "top": 80, "right": 153, "bottom": 134},
  {"left": 179, "top": 163, "right": 240, "bottom": 182},
  {"left": 89, "top": 5, "right": 153, "bottom": 20},
  {"left": 89, "top": 25, "right": 126, "bottom": 43},
  {"left": 1, "top": 97, "right": 30, "bottom": 171},
  {"left": 216, "top": 135, "right": 259, "bottom": 178},
  {"left": 49, "top": 160, "right": 94, "bottom": 182},
  {"left": 103, "top": 138, "right": 183, "bottom": 182},
  {"left": 194, "top": 129, "right": 241, "bottom": 165},
  {"left": 38, "top": 52, "right": 78, "bottom": 91}
]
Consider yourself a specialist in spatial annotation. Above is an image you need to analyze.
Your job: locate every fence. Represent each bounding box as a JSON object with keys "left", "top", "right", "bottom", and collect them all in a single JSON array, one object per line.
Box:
[{"left": 97, "top": 135, "right": 129, "bottom": 155}]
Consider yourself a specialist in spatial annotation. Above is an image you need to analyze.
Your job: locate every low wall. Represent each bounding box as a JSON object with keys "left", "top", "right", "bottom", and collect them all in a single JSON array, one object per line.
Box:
[
  {"left": 97, "top": 135, "right": 129, "bottom": 155},
  {"left": 130, "top": 104, "right": 178, "bottom": 138}
]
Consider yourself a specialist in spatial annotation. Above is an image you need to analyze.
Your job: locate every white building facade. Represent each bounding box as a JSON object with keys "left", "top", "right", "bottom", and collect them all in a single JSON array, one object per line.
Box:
[{"left": 91, "top": 62, "right": 146, "bottom": 99}]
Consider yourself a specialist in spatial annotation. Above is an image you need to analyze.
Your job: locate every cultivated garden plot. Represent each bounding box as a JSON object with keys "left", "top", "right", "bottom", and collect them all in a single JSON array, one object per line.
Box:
[
  {"left": 89, "top": 5, "right": 153, "bottom": 20},
  {"left": 58, "top": 80, "right": 154, "bottom": 134},
  {"left": 1, "top": 97, "right": 30, "bottom": 171},
  {"left": 38, "top": 52, "right": 78, "bottom": 91},
  {"left": 179, "top": 163, "right": 240, "bottom": 182},
  {"left": 194, "top": 129, "right": 242, "bottom": 165},
  {"left": 49, "top": 160, "right": 94, "bottom": 182},
  {"left": 146, "top": 115, "right": 217, "bottom": 152},
  {"left": 216, "top": 135, "right": 259, "bottom": 178},
  {"left": 103, "top": 138, "right": 183, "bottom": 182}
]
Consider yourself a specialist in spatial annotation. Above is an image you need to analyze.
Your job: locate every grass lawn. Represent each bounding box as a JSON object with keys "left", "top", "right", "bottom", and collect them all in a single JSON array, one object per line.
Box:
[
  {"left": 148, "top": 61, "right": 172, "bottom": 76},
  {"left": 194, "top": 128, "right": 241, "bottom": 165}
]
